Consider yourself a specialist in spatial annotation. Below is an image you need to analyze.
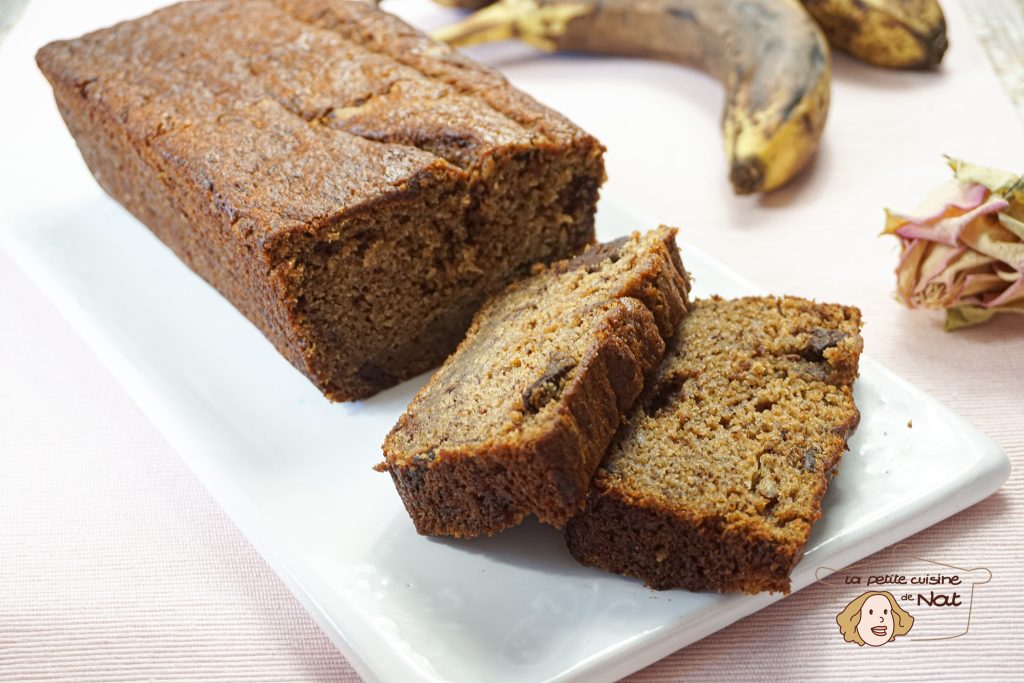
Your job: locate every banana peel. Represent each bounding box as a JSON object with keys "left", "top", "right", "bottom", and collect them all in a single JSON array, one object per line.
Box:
[
  {"left": 434, "top": 0, "right": 949, "bottom": 70},
  {"left": 800, "top": 0, "right": 947, "bottom": 69},
  {"left": 432, "top": 0, "right": 831, "bottom": 195}
]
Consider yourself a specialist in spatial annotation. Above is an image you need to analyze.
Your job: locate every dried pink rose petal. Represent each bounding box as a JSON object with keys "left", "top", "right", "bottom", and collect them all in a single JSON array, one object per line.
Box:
[{"left": 883, "top": 157, "right": 1024, "bottom": 330}]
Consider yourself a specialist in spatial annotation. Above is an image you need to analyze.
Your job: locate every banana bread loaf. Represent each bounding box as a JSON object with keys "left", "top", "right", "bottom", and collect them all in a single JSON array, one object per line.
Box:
[
  {"left": 565, "top": 296, "right": 863, "bottom": 593},
  {"left": 378, "top": 228, "right": 691, "bottom": 537},
  {"left": 35, "top": 0, "right": 604, "bottom": 401}
]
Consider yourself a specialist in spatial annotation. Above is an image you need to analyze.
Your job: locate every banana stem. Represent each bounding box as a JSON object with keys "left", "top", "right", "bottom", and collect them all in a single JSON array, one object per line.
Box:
[{"left": 432, "top": 0, "right": 589, "bottom": 51}]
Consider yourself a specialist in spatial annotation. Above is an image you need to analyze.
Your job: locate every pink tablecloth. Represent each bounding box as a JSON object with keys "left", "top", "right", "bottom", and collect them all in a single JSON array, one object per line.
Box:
[{"left": 2, "top": 0, "right": 1022, "bottom": 680}]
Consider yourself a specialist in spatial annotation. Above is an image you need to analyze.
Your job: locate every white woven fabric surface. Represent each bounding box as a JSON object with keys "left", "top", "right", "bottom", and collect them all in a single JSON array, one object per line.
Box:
[{"left": 2, "top": 0, "right": 1022, "bottom": 680}]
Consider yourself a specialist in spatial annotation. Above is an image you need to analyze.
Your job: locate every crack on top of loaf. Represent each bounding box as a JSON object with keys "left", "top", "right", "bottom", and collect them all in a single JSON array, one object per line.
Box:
[
  {"left": 276, "top": 2, "right": 558, "bottom": 162},
  {"left": 55, "top": 0, "right": 562, "bottom": 174},
  {"left": 268, "top": 0, "right": 559, "bottom": 146}
]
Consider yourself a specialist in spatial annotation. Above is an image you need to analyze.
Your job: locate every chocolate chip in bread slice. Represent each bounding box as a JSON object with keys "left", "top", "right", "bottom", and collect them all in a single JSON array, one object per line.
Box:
[
  {"left": 565, "top": 296, "right": 863, "bottom": 593},
  {"left": 378, "top": 228, "right": 691, "bottom": 538}
]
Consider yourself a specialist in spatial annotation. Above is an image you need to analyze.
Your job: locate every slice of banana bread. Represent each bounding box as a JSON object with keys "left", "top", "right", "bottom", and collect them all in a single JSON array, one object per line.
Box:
[
  {"left": 565, "top": 296, "right": 863, "bottom": 594},
  {"left": 36, "top": 0, "right": 604, "bottom": 401},
  {"left": 378, "top": 228, "right": 691, "bottom": 538}
]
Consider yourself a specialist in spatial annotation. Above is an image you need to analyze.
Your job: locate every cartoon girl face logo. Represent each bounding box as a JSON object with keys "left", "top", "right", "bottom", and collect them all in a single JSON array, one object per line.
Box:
[{"left": 836, "top": 591, "right": 914, "bottom": 646}]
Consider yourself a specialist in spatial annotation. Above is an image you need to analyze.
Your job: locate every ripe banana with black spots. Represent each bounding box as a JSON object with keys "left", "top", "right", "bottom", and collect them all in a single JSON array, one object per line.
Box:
[
  {"left": 431, "top": 0, "right": 831, "bottom": 195},
  {"left": 432, "top": 0, "right": 948, "bottom": 69},
  {"left": 800, "top": 0, "right": 947, "bottom": 69}
]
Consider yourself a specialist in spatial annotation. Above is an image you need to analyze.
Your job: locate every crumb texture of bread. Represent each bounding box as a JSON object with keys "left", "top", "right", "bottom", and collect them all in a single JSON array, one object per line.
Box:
[
  {"left": 565, "top": 296, "right": 864, "bottom": 594},
  {"left": 380, "top": 228, "right": 691, "bottom": 538},
  {"left": 35, "top": 0, "right": 605, "bottom": 400}
]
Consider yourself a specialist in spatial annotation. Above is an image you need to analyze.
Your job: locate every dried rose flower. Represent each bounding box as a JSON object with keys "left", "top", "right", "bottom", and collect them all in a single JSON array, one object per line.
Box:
[{"left": 883, "top": 157, "right": 1024, "bottom": 330}]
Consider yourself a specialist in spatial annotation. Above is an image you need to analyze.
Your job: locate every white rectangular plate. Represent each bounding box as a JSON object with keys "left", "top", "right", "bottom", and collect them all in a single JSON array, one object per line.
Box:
[{"left": 1, "top": 195, "right": 1009, "bottom": 683}]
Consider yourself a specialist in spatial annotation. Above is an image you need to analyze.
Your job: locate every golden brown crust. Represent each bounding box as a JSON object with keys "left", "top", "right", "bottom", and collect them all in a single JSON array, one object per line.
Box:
[
  {"left": 35, "top": 0, "right": 604, "bottom": 400},
  {"left": 566, "top": 489, "right": 802, "bottom": 593},
  {"left": 379, "top": 229, "right": 691, "bottom": 537},
  {"left": 565, "top": 296, "right": 863, "bottom": 593}
]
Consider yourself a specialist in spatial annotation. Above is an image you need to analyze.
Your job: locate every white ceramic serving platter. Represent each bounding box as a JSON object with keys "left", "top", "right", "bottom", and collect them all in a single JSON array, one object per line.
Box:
[
  {"left": 1, "top": 198, "right": 1010, "bottom": 683},
  {"left": 0, "top": 1, "right": 1013, "bottom": 682}
]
